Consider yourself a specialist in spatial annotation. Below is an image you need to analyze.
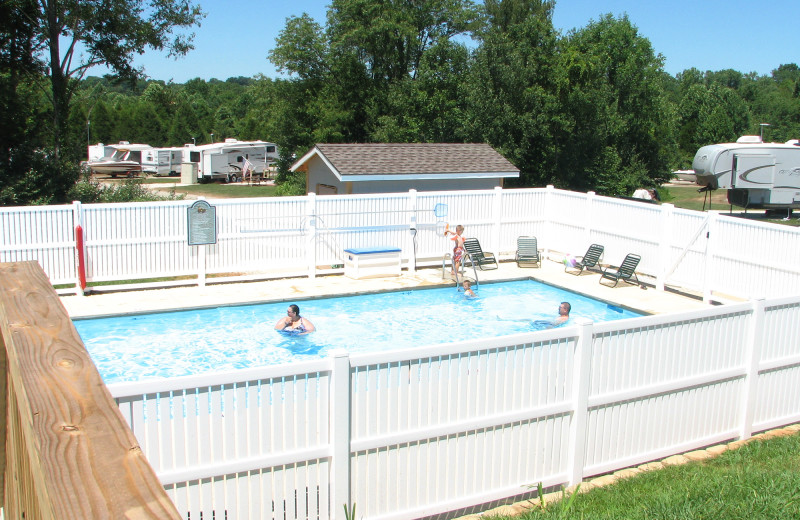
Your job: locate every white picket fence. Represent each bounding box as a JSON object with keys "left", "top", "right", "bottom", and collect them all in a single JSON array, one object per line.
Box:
[
  {"left": 2, "top": 187, "right": 800, "bottom": 300},
  {"left": 4, "top": 187, "right": 800, "bottom": 519},
  {"left": 107, "top": 296, "right": 800, "bottom": 520}
]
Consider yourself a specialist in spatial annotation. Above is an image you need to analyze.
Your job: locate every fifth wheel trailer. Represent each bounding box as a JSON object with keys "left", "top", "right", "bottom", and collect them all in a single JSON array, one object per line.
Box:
[
  {"left": 185, "top": 139, "right": 278, "bottom": 183},
  {"left": 692, "top": 135, "right": 800, "bottom": 211}
]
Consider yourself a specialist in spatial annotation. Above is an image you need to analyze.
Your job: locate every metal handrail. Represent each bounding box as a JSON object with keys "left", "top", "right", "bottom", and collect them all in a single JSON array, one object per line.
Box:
[{"left": 442, "top": 253, "right": 479, "bottom": 289}]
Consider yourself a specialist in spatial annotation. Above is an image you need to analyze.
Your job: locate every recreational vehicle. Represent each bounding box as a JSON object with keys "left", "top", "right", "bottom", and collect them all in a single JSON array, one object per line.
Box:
[
  {"left": 185, "top": 139, "right": 279, "bottom": 183},
  {"left": 142, "top": 147, "right": 185, "bottom": 176},
  {"left": 692, "top": 136, "right": 800, "bottom": 211}
]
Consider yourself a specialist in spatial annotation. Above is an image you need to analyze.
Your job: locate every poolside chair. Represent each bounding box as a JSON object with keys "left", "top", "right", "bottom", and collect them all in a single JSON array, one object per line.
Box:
[
  {"left": 599, "top": 253, "right": 642, "bottom": 288},
  {"left": 565, "top": 244, "right": 604, "bottom": 275},
  {"left": 463, "top": 238, "right": 498, "bottom": 270},
  {"left": 515, "top": 236, "right": 541, "bottom": 268}
]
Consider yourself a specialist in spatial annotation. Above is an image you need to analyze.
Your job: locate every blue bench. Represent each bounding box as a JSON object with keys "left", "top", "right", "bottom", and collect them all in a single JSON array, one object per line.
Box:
[{"left": 344, "top": 246, "right": 402, "bottom": 279}]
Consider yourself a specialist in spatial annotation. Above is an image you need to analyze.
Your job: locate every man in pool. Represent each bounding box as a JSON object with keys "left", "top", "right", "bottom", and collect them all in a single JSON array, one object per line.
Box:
[
  {"left": 553, "top": 301, "right": 571, "bottom": 326},
  {"left": 275, "top": 304, "right": 316, "bottom": 335},
  {"left": 496, "top": 301, "right": 570, "bottom": 328}
]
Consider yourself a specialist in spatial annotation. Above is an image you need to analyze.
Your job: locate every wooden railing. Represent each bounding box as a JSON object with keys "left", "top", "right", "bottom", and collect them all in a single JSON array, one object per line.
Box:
[{"left": 0, "top": 261, "right": 179, "bottom": 519}]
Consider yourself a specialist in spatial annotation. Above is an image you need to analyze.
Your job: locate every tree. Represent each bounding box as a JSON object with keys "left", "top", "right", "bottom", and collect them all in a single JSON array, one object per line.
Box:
[
  {"left": 29, "top": 0, "right": 204, "bottom": 158},
  {"left": 555, "top": 14, "right": 675, "bottom": 195},
  {"left": 270, "top": 0, "right": 479, "bottom": 144},
  {"left": 0, "top": 0, "right": 77, "bottom": 205},
  {"left": 465, "top": 0, "right": 562, "bottom": 186}
]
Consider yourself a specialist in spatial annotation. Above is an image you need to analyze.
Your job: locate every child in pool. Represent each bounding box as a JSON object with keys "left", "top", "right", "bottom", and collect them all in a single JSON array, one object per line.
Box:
[{"left": 462, "top": 280, "right": 476, "bottom": 298}]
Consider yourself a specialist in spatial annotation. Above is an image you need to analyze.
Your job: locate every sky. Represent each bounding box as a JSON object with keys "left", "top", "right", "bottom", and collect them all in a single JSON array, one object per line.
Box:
[{"left": 99, "top": 0, "right": 799, "bottom": 84}]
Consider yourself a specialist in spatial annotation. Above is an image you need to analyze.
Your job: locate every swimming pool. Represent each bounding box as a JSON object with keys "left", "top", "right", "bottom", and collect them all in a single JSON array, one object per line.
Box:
[{"left": 74, "top": 280, "right": 642, "bottom": 384}]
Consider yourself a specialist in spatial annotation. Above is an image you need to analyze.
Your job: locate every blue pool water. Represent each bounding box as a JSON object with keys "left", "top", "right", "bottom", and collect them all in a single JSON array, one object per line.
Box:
[{"left": 74, "top": 280, "right": 642, "bottom": 384}]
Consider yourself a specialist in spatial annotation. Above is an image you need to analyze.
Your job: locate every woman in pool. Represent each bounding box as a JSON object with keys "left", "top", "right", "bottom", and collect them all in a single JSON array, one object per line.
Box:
[{"left": 275, "top": 304, "right": 316, "bottom": 335}]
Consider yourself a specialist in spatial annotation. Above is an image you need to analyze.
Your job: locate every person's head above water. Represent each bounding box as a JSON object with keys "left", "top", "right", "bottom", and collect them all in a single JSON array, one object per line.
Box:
[
  {"left": 462, "top": 280, "right": 471, "bottom": 289},
  {"left": 288, "top": 304, "right": 300, "bottom": 318},
  {"left": 559, "top": 302, "right": 571, "bottom": 316}
]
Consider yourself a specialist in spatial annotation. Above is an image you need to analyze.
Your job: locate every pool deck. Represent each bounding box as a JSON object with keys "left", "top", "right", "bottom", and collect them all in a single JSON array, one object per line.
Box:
[{"left": 61, "top": 257, "right": 715, "bottom": 319}]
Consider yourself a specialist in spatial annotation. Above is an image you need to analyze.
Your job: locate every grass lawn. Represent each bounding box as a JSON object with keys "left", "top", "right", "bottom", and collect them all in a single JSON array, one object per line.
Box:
[
  {"left": 658, "top": 185, "right": 730, "bottom": 211},
  {"left": 502, "top": 429, "right": 800, "bottom": 520},
  {"left": 660, "top": 185, "right": 800, "bottom": 227},
  {"left": 153, "top": 182, "right": 279, "bottom": 198}
]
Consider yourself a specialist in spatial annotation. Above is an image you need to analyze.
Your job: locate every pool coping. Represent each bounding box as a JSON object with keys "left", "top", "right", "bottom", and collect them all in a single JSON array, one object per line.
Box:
[{"left": 61, "top": 258, "right": 714, "bottom": 320}]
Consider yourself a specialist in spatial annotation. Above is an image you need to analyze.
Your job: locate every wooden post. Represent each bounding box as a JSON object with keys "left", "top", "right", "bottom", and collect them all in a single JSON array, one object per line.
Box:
[{"left": 0, "top": 261, "right": 180, "bottom": 519}]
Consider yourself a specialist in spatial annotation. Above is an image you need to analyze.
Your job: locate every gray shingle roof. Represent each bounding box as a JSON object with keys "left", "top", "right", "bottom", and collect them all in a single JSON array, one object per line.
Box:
[{"left": 308, "top": 143, "right": 519, "bottom": 176}]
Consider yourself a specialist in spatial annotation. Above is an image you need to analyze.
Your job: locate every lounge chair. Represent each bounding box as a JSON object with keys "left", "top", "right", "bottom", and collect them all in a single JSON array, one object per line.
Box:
[
  {"left": 515, "top": 236, "right": 541, "bottom": 268},
  {"left": 463, "top": 238, "right": 498, "bottom": 270},
  {"left": 599, "top": 253, "right": 642, "bottom": 287},
  {"left": 565, "top": 244, "right": 604, "bottom": 275}
]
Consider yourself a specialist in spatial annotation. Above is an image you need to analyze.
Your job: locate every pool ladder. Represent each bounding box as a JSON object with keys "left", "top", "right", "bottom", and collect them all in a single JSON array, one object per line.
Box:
[{"left": 442, "top": 253, "right": 479, "bottom": 289}]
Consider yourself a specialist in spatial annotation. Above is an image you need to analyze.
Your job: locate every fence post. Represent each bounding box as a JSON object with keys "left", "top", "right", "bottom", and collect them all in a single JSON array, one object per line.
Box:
[
  {"left": 330, "top": 350, "right": 352, "bottom": 518},
  {"left": 493, "top": 187, "right": 503, "bottom": 256},
  {"left": 72, "top": 201, "right": 86, "bottom": 296},
  {"left": 408, "top": 189, "right": 417, "bottom": 273},
  {"left": 739, "top": 297, "right": 765, "bottom": 440},
  {"left": 656, "top": 203, "right": 674, "bottom": 292},
  {"left": 544, "top": 185, "right": 555, "bottom": 256},
  {"left": 702, "top": 212, "right": 718, "bottom": 302},
  {"left": 307, "top": 192, "right": 317, "bottom": 279},
  {"left": 567, "top": 318, "right": 593, "bottom": 486},
  {"left": 584, "top": 192, "right": 596, "bottom": 252}
]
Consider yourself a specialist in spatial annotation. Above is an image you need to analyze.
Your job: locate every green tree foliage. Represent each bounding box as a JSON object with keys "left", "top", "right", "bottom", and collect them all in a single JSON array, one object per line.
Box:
[
  {"left": 31, "top": 0, "right": 204, "bottom": 157},
  {"left": 5, "top": 0, "right": 800, "bottom": 204},
  {"left": 465, "top": 0, "right": 562, "bottom": 187},
  {"left": 556, "top": 14, "right": 675, "bottom": 195},
  {"left": 0, "top": 0, "right": 78, "bottom": 205},
  {"left": 270, "top": 0, "right": 479, "bottom": 144}
]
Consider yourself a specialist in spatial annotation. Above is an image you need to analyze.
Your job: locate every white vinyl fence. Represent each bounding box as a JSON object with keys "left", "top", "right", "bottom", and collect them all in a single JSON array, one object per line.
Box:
[
  {"left": 108, "top": 295, "right": 800, "bottom": 520},
  {"left": 2, "top": 187, "right": 800, "bottom": 300}
]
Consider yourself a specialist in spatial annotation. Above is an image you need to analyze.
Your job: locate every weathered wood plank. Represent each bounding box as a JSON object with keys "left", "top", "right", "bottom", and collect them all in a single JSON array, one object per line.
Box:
[{"left": 0, "top": 261, "right": 180, "bottom": 519}]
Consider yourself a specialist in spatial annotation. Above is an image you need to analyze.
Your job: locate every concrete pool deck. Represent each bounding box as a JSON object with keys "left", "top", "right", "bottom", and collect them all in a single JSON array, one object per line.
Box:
[{"left": 60, "top": 257, "right": 716, "bottom": 319}]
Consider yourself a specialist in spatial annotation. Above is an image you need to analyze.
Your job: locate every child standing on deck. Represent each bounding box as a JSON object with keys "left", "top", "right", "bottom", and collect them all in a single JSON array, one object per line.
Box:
[{"left": 445, "top": 224, "right": 465, "bottom": 276}]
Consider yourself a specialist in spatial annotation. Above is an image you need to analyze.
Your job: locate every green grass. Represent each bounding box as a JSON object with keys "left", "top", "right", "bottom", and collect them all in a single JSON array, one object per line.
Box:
[
  {"left": 501, "top": 431, "right": 800, "bottom": 520},
  {"left": 659, "top": 185, "right": 731, "bottom": 212},
  {"left": 142, "top": 176, "right": 183, "bottom": 183},
  {"left": 150, "top": 182, "right": 279, "bottom": 198},
  {"left": 660, "top": 185, "right": 800, "bottom": 227}
]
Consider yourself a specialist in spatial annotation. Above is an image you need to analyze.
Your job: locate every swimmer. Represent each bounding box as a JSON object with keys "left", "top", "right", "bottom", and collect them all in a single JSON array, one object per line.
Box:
[
  {"left": 275, "top": 304, "right": 316, "bottom": 335},
  {"left": 496, "top": 301, "right": 571, "bottom": 329},
  {"left": 553, "top": 302, "right": 571, "bottom": 326},
  {"left": 462, "top": 280, "right": 476, "bottom": 298}
]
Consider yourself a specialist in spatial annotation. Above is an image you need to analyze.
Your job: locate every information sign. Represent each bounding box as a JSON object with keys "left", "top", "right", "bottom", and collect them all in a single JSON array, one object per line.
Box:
[{"left": 187, "top": 200, "right": 217, "bottom": 245}]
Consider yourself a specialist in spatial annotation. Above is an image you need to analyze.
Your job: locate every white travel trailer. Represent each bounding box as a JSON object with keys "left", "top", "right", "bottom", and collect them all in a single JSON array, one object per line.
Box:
[
  {"left": 142, "top": 147, "right": 185, "bottom": 176},
  {"left": 692, "top": 135, "right": 800, "bottom": 211},
  {"left": 185, "top": 139, "right": 279, "bottom": 183}
]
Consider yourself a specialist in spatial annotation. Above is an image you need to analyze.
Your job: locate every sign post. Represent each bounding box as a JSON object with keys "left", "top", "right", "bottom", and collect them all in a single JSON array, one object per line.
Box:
[{"left": 187, "top": 200, "right": 217, "bottom": 286}]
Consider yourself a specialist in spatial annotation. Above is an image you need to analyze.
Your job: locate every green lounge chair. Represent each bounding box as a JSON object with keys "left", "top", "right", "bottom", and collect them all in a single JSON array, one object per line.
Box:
[
  {"left": 599, "top": 253, "right": 642, "bottom": 287},
  {"left": 515, "top": 236, "right": 541, "bottom": 268},
  {"left": 565, "top": 244, "right": 604, "bottom": 275},
  {"left": 463, "top": 238, "right": 498, "bottom": 270}
]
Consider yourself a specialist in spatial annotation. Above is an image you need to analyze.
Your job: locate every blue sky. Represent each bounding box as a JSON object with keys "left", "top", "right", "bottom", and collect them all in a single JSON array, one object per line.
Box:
[{"left": 105, "top": 0, "right": 799, "bottom": 83}]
